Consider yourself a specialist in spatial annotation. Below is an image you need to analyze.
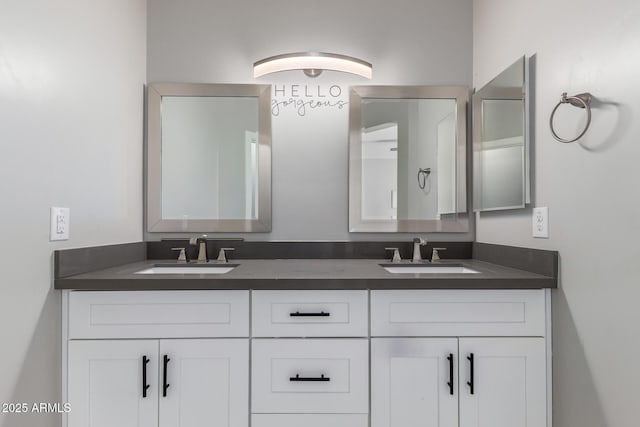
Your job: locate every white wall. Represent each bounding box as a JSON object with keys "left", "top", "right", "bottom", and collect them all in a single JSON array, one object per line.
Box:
[
  {"left": 147, "top": 0, "right": 474, "bottom": 241},
  {"left": 473, "top": 1, "right": 640, "bottom": 426},
  {"left": 0, "top": 1, "right": 146, "bottom": 425}
]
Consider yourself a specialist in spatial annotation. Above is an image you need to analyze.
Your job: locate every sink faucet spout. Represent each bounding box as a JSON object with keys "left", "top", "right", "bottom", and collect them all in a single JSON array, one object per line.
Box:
[
  {"left": 412, "top": 237, "right": 427, "bottom": 262},
  {"left": 189, "top": 235, "right": 208, "bottom": 263}
]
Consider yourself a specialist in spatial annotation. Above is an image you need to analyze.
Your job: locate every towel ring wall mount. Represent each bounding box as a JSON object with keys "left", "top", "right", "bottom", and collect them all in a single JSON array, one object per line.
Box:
[
  {"left": 549, "top": 92, "right": 593, "bottom": 143},
  {"left": 417, "top": 167, "right": 431, "bottom": 190}
]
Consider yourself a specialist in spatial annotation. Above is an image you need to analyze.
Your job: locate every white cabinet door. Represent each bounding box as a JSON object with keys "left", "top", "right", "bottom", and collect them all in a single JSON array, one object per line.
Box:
[
  {"left": 371, "top": 338, "right": 458, "bottom": 427},
  {"left": 159, "top": 339, "right": 249, "bottom": 427},
  {"left": 68, "top": 340, "right": 159, "bottom": 427},
  {"left": 459, "top": 338, "right": 546, "bottom": 427}
]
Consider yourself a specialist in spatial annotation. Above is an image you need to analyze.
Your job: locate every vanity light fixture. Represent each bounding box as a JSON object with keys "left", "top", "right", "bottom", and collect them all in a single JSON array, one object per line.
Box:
[{"left": 253, "top": 52, "right": 372, "bottom": 79}]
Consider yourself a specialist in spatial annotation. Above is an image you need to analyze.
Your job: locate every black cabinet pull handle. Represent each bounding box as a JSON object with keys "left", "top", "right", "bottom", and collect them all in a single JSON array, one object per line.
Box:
[
  {"left": 467, "top": 353, "right": 474, "bottom": 395},
  {"left": 446, "top": 353, "right": 454, "bottom": 395},
  {"left": 289, "top": 374, "right": 330, "bottom": 382},
  {"left": 163, "top": 355, "right": 171, "bottom": 397},
  {"left": 289, "top": 311, "right": 330, "bottom": 317},
  {"left": 142, "top": 355, "right": 150, "bottom": 398}
]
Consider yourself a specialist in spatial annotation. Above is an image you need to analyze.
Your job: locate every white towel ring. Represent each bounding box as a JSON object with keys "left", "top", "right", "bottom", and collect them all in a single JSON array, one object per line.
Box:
[{"left": 549, "top": 92, "right": 593, "bottom": 143}]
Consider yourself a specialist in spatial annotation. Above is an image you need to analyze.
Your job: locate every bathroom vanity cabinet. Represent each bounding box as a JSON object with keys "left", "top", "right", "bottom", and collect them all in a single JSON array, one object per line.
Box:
[
  {"left": 370, "top": 290, "right": 547, "bottom": 427},
  {"left": 63, "top": 288, "right": 551, "bottom": 427},
  {"left": 65, "top": 291, "right": 250, "bottom": 427}
]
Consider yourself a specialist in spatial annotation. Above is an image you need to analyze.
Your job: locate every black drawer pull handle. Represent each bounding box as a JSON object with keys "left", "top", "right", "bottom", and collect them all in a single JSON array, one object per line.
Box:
[
  {"left": 289, "top": 374, "right": 330, "bottom": 382},
  {"left": 446, "top": 353, "right": 454, "bottom": 395},
  {"left": 467, "top": 353, "right": 474, "bottom": 395},
  {"left": 290, "top": 311, "right": 330, "bottom": 317},
  {"left": 163, "top": 355, "right": 171, "bottom": 397},
  {"left": 142, "top": 355, "right": 150, "bottom": 398}
]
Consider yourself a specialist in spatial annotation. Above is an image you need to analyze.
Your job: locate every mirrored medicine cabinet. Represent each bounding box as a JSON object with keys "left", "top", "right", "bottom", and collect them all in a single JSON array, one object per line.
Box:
[
  {"left": 146, "top": 83, "right": 272, "bottom": 232},
  {"left": 473, "top": 56, "right": 532, "bottom": 211},
  {"left": 348, "top": 86, "right": 470, "bottom": 233}
]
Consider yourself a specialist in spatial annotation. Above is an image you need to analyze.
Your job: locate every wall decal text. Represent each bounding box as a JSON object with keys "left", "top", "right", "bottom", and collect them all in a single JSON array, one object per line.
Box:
[{"left": 271, "top": 84, "right": 348, "bottom": 117}]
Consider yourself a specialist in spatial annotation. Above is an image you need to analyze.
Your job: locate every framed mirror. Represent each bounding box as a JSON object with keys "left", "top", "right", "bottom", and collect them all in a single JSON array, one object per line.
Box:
[
  {"left": 146, "top": 83, "right": 271, "bottom": 232},
  {"left": 473, "top": 56, "right": 531, "bottom": 211},
  {"left": 349, "top": 86, "right": 469, "bottom": 233}
]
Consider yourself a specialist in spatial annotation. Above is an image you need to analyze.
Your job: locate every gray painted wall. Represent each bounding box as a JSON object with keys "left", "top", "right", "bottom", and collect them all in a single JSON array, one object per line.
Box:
[
  {"left": 473, "top": 0, "right": 640, "bottom": 426},
  {"left": 0, "top": 1, "right": 146, "bottom": 426},
  {"left": 146, "top": 0, "right": 474, "bottom": 241}
]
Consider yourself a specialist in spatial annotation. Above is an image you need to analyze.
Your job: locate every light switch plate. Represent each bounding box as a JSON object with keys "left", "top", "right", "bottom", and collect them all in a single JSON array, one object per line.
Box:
[
  {"left": 532, "top": 207, "right": 548, "bottom": 238},
  {"left": 50, "top": 207, "right": 70, "bottom": 241}
]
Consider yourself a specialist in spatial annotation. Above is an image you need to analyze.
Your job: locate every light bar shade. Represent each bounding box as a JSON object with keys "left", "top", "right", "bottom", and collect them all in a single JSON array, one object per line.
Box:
[{"left": 253, "top": 52, "right": 372, "bottom": 79}]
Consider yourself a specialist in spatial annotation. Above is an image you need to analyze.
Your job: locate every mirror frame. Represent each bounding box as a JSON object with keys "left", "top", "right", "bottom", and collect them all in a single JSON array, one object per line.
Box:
[
  {"left": 349, "top": 86, "right": 469, "bottom": 233},
  {"left": 146, "top": 82, "right": 272, "bottom": 232},
  {"left": 472, "top": 56, "right": 531, "bottom": 212}
]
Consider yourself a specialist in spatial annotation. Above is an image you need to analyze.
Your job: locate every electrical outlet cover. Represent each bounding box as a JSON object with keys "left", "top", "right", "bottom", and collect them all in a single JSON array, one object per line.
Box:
[
  {"left": 50, "top": 207, "right": 70, "bottom": 241},
  {"left": 532, "top": 207, "right": 549, "bottom": 238}
]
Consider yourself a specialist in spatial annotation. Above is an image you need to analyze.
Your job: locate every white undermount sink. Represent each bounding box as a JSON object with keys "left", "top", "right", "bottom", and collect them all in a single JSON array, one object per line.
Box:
[
  {"left": 135, "top": 264, "right": 238, "bottom": 275},
  {"left": 382, "top": 264, "right": 479, "bottom": 274}
]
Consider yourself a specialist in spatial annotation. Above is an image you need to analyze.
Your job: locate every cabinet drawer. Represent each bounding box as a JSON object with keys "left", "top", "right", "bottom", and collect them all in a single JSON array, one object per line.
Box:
[
  {"left": 252, "top": 290, "right": 368, "bottom": 337},
  {"left": 68, "top": 290, "right": 249, "bottom": 339},
  {"left": 252, "top": 414, "right": 368, "bottom": 427},
  {"left": 252, "top": 339, "right": 369, "bottom": 413},
  {"left": 371, "top": 289, "right": 545, "bottom": 337}
]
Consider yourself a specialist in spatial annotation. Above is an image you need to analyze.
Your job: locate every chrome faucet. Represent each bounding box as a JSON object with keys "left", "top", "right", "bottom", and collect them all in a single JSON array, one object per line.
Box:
[
  {"left": 171, "top": 247, "right": 188, "bottom": 263},
  {"left": 385, "top": 247, "right": 402, "bottom": 263},
  {"left": 431, "top": 247, "right": 446, "bottom": 262},
  {"left": 189, "top": 235, "right": 208, "bottom": 263},
  {"left": 412, "top": 237, "right": 427, "bottom": 262},
  {"left": 216, "top": 248, "right": 235, "bottom": 263}
]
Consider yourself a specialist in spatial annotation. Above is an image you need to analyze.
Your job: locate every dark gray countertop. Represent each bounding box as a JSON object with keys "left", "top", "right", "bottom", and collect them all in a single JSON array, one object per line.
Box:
[{"left": 54, "top": 258, "right": 556, "bottom": 290}]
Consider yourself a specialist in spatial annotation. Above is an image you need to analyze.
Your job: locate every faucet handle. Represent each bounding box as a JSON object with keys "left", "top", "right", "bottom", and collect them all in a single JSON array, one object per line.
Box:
[
  {"left": 217, "top": 248, "right": 235, "bottom": 263},
  {"left": 171, "top": 247, "right": 188, "bottom": 263},
  {"left": 385, "top": 247, "right": 402, "bottom": 263},
  {"left": 431, "top": 247, "right": 447, "bottom": 262}
]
